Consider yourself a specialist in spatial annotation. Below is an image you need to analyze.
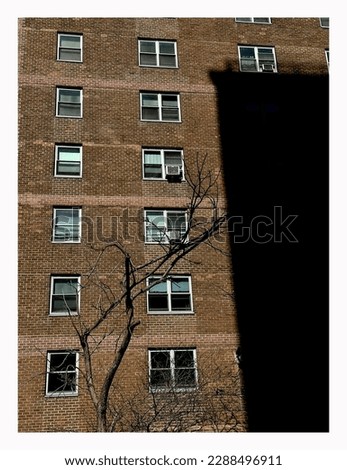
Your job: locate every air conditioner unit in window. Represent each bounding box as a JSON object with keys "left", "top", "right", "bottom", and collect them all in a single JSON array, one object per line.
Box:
[
  {"left": 261, "top": 63, "right": 275, "bottom": 72},
  {"left": 165, "top": 165, "right": 181, "bottom": 176}
]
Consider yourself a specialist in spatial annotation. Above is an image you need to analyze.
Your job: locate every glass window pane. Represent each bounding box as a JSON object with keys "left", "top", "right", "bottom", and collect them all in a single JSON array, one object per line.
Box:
[
  {"left": 57, "top": 162, "right": 81, "bottom": 175},
  {"left": 59, "top": 89, "right": 81, "bottom": 103},
  {"left": 162, "top": 108, "right": 179, "bottom": 121},
  {"left": 236, "top": 18, "right": 252, "bottom": 21},
  {"left": 149, "top": 279, "right": 167, "bottom": 293},
  {"left": 159, "top": 42, "right": 175, "bottom": 54},
  {"left": 49, "top": 352, "right": 76, "bottom": 370},
  {"left": 175, "top": 368, "right": 196, "bottom": 387},
  {"left": 142, "top": 108, "right": 159, "bottom": 120},
  {"left": 161, "top": 95, "right": 178, "bottom": 108},
  {"left": 240, "top": 47, "right": 255, "bottom": 59},
  {"left": 175, "top": 350, "right": 194, "bottom": 368},
  {"left": 57, "top": 147, "right": 81, "bottom": 161},
  {"left": 140, "top": 41, "right": 156, "bottom": 53},
  {"left": 151, "top": 351, "right": 170, "bottom": 368},
  {"left": 59, "top": 49, "right": 81, "bottom": 61},
  {"left": 150, "top": 370, "right": 171, "bottom": 387},
  {"left": 159, "top": 55, "right": 176, "bottom": 67},
  {"left": 58, "top": 103, "right": 81, "bottom": 117},
  {"left": 171, "top": 294, "right": 191, "bottom": 310},
  {"left": 171, "top": 278, "right": 189, "bottom": 293},
  {"left": 144, "top": 165, "right": 162, "bottom": 178},
  {"left": 140, "top": 54, "right": 157, "bottom": 66},
  {"left": 144, "top": 151, "right": 161, "bottom": 164},
  {"left": 254, "top": 18, "right": 270, "bottom": 23},
  {"left": 141, "top": 94, "right": 158, "bottom": 107},
  {"left": 52, "top": 295, "right": 77, "bottom": 312},
  {"left": 164, "top": 151, "right": 182, "bottom": 165},
  {"left": 167, "top": 213, "right": 186, "bottom": 234},
  {"left": 60, "top": 35, "right": 81, "bottom": 48},
  {"left": 53, "top": 279, "right": 78, "bottom": 295},
  {"left": 148, "top": 294, "right": 169, "bottom": 311}
]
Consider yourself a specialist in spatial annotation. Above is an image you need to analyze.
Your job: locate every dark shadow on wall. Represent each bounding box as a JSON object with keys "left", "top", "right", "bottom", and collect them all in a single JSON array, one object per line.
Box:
[{"left": 210, "top": 67, "right": 329, "bottom": 432}]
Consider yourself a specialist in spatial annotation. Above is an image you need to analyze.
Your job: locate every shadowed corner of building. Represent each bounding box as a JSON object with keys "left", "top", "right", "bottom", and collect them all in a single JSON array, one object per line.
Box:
[{"left": 210, "top": 65, "right": 329, "bottom": 432}]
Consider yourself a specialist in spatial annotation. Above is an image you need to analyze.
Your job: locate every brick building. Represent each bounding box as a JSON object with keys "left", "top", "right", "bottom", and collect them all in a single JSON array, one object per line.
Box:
[{"left": 18, "top": 18, "right": 329, "bottom": 432}]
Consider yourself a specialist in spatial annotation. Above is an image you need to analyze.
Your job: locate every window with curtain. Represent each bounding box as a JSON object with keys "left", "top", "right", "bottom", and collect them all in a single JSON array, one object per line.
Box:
[
  {"left": 57, "top": 33, "right": 83, "bottom": 62},
  {"left": 50, "top": 276, "right": 80, "bottom": 315},
  {"left": 139, "top": 39, "right": 177, "bottom": 67},
  {"left": 143, "top": 148, "right": 183, "bottom": 179},
  {"left": 56, "top": 87, "right": 82, "bottom": 117},
  {"left": 238, "top": 46, "right": 277, "bottom": 72},
  {"left": 55, "top": 145, "right": 82, "bottom": 177},
  {"left": 140, "top": 92, "right": 180, "bottom": 121},
  {"left": 52, "top": 207, "right": 81, "bottom": 242},
  {"left": 144, "top": 209, "right": 187, "bottom": 243}
]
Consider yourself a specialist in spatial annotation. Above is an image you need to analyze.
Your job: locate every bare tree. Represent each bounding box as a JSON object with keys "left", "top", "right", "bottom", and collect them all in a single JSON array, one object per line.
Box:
[{"left": 51, "top": 154, "right": 244, "bottom": 432}]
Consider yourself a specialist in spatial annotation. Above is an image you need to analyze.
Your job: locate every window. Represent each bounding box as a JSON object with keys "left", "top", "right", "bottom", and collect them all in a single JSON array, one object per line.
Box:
[
  {"left": 140, "top": 92, "right": 181, "bottom": 122},
  {"left": 238, "top": 45, "right": 277, "bottom": 72},
  {"left": 56, "top": 87, "right": 82, "bottom": 118},
  {"left": 325, "top": 49, "right": 330, "bottom": 68},
  {"left": 144, "top": 209, "right": 188, "bottom": 243},
  {"left": 143, "top": 148, "right": 184, "bottom": 180},
  {"left": 46, "top": 351, "right": 78, "bottom": 396},
  {"left": 50, "top": 276, "right": 80, "bottom": 316},
  {"left": 235, "top": 18, "right": 271, "bottom": 23},
  {"left": 320, "top": 18, "right": 329, "bottom": 28},
  {"left": 55, "top": 145, "right": 82, "bottom": 177},
  {"left": 147, "top": 276, "right": 193, "bottom": 313},
  {"left": 52, "top": 207, "right": 81, "bottom": 243},
  {"left": 149, "top": 348, "right": 197, "bottom": 390},
  {"left": 57, "top": 33, "right": 82, "bottom": 62},
  {"left": 139, "top": 39, "right": 177, "bottom": 67}
]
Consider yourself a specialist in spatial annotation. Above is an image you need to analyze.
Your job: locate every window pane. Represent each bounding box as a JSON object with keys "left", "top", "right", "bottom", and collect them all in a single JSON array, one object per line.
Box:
[
  {"left": 144, "top": 165, "right": 162, "bottom": 178},
  {"left": 49, "top": 352, "right": 76, "bottom": 370},
  {"left": 171, "top": 294, "right": 191, "bottom": 310},
  {"left": 162, "top": 108, "right": 179, "bottom": 121},
  {"left": 171, "top": 278, "right": 189, "bottom": 293},
  {"left": 57, "top": 147, "right": 81, "bottom": 161},
  {"left": 175, "top": 350, "right": 194, "bottom": 368},
  {"left": 240, "top": 47, "right": 255, "bottom": 59},
  {"left": 57, "top": 162, "right": 81, "bottom": 175},
  {"left": 258, "top": 48, "right": 274, "bottom": 62},
  {"left": 159, "top": 55, "right": 176, "bottom": 67},
  {"left": 144, "top": 151, "right": 161, "bottom": 164},
  {"left": 159, "top": 42, "right": 175, "bottom": 54},
  {"left": 254, "top": 18, "right": 270, "bottom": 23},
  {"left": 59, "top": 89, "right": 81, "bottom": 103},
  {"left": 52, "top": 296, "right": 77, "bottom": 312},
  {"left": 59, "top": 49, "right": 82, "bottom": 61},
  {"left": 175, "top": 368, "right": 196, "bottom": 387},
  {"left": 140, "top": 54, "right": 157, "bottom": 66},
  {"left": 141, "top": 94, "right": 158, "bottom": 107},
  {"left": 148, "top": 294, "right": 169, "bottom": 311},
  {"left": 151, "top": 351, "right": 170, "bottom": 368},
  {"left": 167, "top": 212, "right": 186, "bottom": 235},
  {"left": 149, "top": 279, "right": 167, "bottom": 293},
  {"left": 236, "top": 18, "right": 252, "bottom": 22},
  {"left": 140, "top": 41, "right": 156, "bottom": 53},
  {"left": 164, "top": 151, "right": 182, "bottom": 165},
  {"left": 142, "top": 107, "right": 160, "bottom": 120},
  {"left": 53, "top": 279, "right": 78, "bottom": 295},
  {"left": 150, "top": 370, "right": 171, "bottom": 387},
  {"left": 60, "top": 35, "right": 81, "bottom": 49},
  {"left": 161, "top": 95, "right": 178, "bottom": 108}
]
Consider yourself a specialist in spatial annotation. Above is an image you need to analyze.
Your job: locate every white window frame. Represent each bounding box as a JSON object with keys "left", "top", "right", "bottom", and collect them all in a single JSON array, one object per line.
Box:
[
  {"left": 142, "top": 148, "right": 184, "bottom": 180},
  {"left": 140, "top": 92, "right": 181, "bottom": 122},
  {"left": 147, "top": 276, "right": 193, "bottom": 314},
  {"left": 54, "top": 144, "right": 82, "bottom": 178},
  {"left": 52, "top": 207, "right": 82, "bottom": 243},
  {"left": 49, "top": 275, "right": 81, "bottom": 316},
  {"left": 46, "top": 351, "right": 79, "bottom": 397},
  {"left": 138, "top": 39, "right": 178, "bottom": 68},
  {"left": 235, "top": 17, "right": 271, "bottom": 24},
  {"left": 56, "top": 87, "right": 83, "bottom": 118},
  {"left": 148, "top": 348, "right": 198, "bottom": 391},
  {"left": 238, "top": 45, "right": 277, "bottom": 73},
  {"left": 57, "top": 33, "right": 83, "bottom": 62},
  {"left": 144, "top": 209, "right": 188, "bottom": 244},
  {"left": 319, "top": 18, "right": 329, "bottom": 28}
]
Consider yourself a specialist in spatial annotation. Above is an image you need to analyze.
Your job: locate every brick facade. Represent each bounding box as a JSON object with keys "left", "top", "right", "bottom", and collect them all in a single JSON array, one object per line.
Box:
[{"left": 18, "top": 18, "right": 329, "bottom": 432}]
